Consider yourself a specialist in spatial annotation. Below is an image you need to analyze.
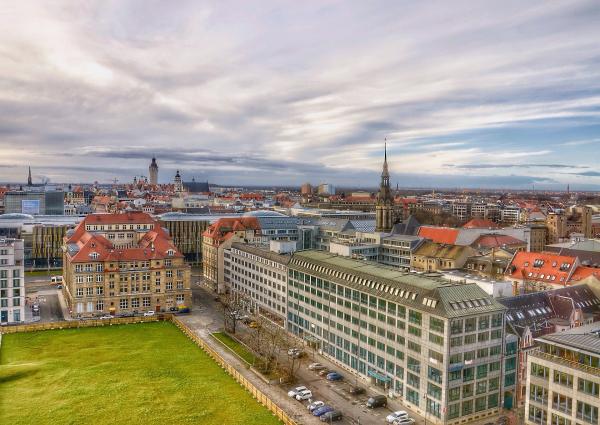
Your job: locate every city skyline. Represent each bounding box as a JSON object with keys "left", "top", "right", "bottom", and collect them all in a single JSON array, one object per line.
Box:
[{"left": 1, "top": 1, "right": 600, "bottom": 188}]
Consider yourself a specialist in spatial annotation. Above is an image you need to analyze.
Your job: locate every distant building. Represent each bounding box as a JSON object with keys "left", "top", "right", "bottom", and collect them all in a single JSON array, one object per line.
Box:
[
  {"left": 546, "top": 212, "right": 567, "bottom": 244},
  {"left": 4, "top": 190, "right": 65, "bottom": 216},
  {"left": 174, "top": 170, "right": 184, "bottom": 193},
  {"left": 300, "top": 183, "right": 312, "bottom": 196},
  {"left": 0, "top": 238, "right": 25, "bottom": 324},
  {"left": 317, "top": 183, "right": 335, "bottom": 196},
  {"left": 375, "top": 143, "right": 394, "bottom": 232},
  {"left": 410, "top": 241, "right": 475, "bottom": 272},
  {"left": 149, "top": 157, "right": 158, "bottom": 185}
]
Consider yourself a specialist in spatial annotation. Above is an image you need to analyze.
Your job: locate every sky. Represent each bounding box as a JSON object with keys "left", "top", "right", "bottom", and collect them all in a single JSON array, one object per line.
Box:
[{"left": 1, "top": 0, "right": 600, "bottom": 189}]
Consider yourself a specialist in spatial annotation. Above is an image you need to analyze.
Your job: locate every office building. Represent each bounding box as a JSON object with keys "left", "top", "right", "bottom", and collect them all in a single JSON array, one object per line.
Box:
[
  {"left": 62, "top": 212, "right": 191, "bottom": 317},
  {"left": 4, "top": 190, "right": 65, "bottom": 216},
  {"left": 0, "top": 238, "right": 25, "bottom": 324},
  {"left": 227, "top": 242, "right": 291, "bottom": 326},
  {"left": 525, "top": 322, "right": 600, "bottom": 425},
  {"left": 287, "top": 251, "right": 507, "bottom": 424}
]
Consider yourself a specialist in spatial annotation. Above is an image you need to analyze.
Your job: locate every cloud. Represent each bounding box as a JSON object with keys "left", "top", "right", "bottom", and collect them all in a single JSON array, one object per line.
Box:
[
  {"left": 0, "top": 1, "right": 600, "bottom": 188},
  {"left": 448, "top": 163, "right": 589, "bottom": 170}
]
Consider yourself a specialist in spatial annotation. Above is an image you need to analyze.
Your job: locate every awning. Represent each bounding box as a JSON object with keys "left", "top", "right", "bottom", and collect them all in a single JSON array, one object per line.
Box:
[{"left": 368, "top": 370, "right": 391, "bottom": 382}]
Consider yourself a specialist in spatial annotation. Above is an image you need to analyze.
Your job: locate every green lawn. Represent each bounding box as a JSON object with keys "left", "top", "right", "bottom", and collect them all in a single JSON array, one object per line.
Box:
[
  {"left": 0, "top": 322, "right": 282, "bottom": 425},
  {"left": 211, "top": 331, "right": 256, "bottom": 365}
]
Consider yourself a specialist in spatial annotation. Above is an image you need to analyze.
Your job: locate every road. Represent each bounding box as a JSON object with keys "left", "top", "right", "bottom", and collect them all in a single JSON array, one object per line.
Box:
[
  {"left": 24, "top": 276, "right": 65, "bottom": 323},
  {"left": 188, "top": 279, "right": 425, "bottom": 425}
]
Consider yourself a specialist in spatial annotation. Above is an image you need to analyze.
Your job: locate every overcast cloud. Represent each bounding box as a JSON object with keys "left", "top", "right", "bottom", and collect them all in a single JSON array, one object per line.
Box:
[{"left": 0, "top": 0, "right": 599, "bottom": 188}]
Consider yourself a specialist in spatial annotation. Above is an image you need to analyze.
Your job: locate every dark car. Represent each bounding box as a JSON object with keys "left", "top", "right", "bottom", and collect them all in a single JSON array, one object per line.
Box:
[
  {"left": 313, "top": 406, "right": 334, "bottom": 417},
  {"left": 320, "top": 410, "right": 343, "bottom": 422},
  {"left": 367, "top": 394, "right": 387, "bottom": 408},
  {"left": 326, "top": 372, "right": 343, "bottom": 381},
  {"left": 349, "top": 386, "right": 365, "bottom": 395}
]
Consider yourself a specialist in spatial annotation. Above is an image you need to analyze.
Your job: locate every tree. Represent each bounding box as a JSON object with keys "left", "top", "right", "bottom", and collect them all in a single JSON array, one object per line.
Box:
[{"left": 216, "top": 292, "right": 249, "bottom": 334}]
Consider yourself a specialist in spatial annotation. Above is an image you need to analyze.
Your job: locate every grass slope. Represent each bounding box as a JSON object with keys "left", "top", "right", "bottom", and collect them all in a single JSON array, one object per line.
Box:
[
  {"left": 0, "top": 322, "right": 281, "bottom": 425},
  {"left": 211, "top": 332, "right": 256, "bottom": 365}
]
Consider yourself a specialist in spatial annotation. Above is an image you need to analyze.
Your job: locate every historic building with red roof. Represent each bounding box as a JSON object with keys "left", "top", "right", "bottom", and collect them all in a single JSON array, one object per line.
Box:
[{"left": 62, "top": 212, "right": 191, "bottom": 317}]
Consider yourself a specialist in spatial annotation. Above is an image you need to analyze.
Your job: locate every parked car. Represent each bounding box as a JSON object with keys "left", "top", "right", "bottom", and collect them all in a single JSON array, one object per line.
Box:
[
  {"left": 320, "top": 410, "right": 343, "bottom": 422},
  {"left": 326, "top": 372, "right": 343, "bottom": 381},
  {"left": 312, "top": 406, "right": 334, "bottom": 417},
  {"left": 99, "top": 315, "right": 114, "bottom": 320},
  {"left": 287, "top": 386, "right": 308, "bottom": 398},
  {"left": 288, "top": 348, "right": 303, "bottom": 358},
  {"left": 386, "top": 411, "right": 409, "bottom": 423},
  {"left": 143, "top": 311, "right": 155, "bottom": 317},
  {"left": 318, "top": 369, "right": 332, "bottom": 376},
  {"left": 349, "top": 386, "right": 365, "bottom": 395},
  {"left": 366, "top": 394, "right": 387, "bottom": 408},
  {"left": 56, "top": 284, "right": 63, "bottom": 289},
  {"left": 249, "top": 321, "right": 259, "bottom": 328},
  {"left": 308, "top": 362, "right": 325, "bottom": 371},
  {"left": 392, "top": 418, "right": 415, "bottom": 425},
  {"left": 295, "top": 390, "right": 313, "bottom": 401},
  {"left": 308, "top": 401, "right": 325, "bottom": 412},
  {"left": 51, "top": 275, "right": 63, "bottom": 283},
  {"left": 117, "top": 312, "right": 134, "bottom": 318}
]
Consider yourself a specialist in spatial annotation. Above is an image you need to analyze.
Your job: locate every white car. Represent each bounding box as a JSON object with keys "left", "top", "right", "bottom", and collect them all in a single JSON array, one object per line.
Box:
[
  {"left": 143, "top": 311, "right": 155, "bottom": 317},
  {"left": 295, "top": 389, "right": 313, "bottom": 401},
  {"left": 99, "top": 315, "right": 114, "bottom": 320},
  {"left": 386, "top": 411, "right": 409, "bottom": 423},
  {"left": 308, "top": 401, "right": 325, "bottom": 412},
  {"left": 287, "top": 386, "right": 308, "bottom": 397},
  {"left": 392, "top": 418, "right": 415, "bottom": 425},
  {"left": 308, "top": 362, "right": 325, "bottom": 370}
]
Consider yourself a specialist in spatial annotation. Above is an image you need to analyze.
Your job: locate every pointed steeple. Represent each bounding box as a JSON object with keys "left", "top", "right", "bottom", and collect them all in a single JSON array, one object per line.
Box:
[
  {"left": 376, "top": 139, "right": 394, "bottom": 232},
  {"left": 27, "top": 166, "right": 32, "bottom": 186},
  {"left": 382, "top": 139, "right": 389, "bottom": 177}
]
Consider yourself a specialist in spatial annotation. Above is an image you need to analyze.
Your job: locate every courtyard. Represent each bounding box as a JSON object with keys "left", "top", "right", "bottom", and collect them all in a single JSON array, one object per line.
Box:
[{"left": 0, "top": 322, "right": 282, "bottom": 425}]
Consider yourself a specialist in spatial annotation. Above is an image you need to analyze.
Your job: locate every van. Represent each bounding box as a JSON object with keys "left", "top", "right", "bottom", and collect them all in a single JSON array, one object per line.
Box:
[
  {"left": 51, "top": 276, "right": 63, "bottom": 284},
  {"left": 366, "top": 395, "right": 387, "bottom": 408}
]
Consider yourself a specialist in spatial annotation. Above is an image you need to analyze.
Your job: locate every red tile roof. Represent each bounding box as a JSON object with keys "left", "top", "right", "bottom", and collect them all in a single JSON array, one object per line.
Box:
[
  {"left": 569, "top": 266, "right": 600, "bottom": 283},
  {"left": 472, "top": 234, "right": 526, "bottom": 249},
  {"left": 65, "top": 213, "right": 183, "bottom": 263},
  {"left": 507, "top": 251, "right": 578, "bottom": 285},
  {"left": 418, "top": 226, "right": 460, "bottom": 244},
  {"left": 202, "top": 217, "right": 261, "bottom": 242},
  {"left": 462, "top": 218, "right": 500, "bottom": 229}
]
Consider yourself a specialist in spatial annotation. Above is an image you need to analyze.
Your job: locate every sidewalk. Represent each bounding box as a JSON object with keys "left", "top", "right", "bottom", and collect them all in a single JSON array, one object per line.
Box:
[{"left": 179, "top": 316, "right": 321, "bottom": 425}]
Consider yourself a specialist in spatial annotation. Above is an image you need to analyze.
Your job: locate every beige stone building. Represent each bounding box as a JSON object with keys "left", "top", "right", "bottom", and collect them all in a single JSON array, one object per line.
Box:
[
  {"left": 62, "top": 212, "right": 191, "bottom": 317},
  {"left": 411, "top": 241, "right": 476, "bottom": 272}
]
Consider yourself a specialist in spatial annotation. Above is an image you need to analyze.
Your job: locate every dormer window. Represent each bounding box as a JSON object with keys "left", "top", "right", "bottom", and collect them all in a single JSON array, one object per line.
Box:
[
  {"left": 90, "top": 252, "right": 99, "bottom": 260},
  {"left": 167, "top": 249, "right": 174, "bottom": 256}
]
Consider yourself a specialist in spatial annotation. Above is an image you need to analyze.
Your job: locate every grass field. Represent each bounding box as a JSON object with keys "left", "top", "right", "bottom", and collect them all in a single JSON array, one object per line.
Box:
[
  {"left": 211, "top": 331, "right": 256, "bottom": 365},
  {"left": 0, "top": 322, "right": 282, "bottom": 425}
]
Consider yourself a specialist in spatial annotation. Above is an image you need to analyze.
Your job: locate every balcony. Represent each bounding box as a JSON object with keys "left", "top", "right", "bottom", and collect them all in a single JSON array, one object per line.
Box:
[{"left": 530, "top": 350, "right": 600, "bottom": 378}]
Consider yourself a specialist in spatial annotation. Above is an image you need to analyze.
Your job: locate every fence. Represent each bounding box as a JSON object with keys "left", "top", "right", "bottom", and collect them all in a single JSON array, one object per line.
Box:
[
  {"left": 1, "top": 315, "right": 298, "bottom": 425},
  {"left": 171, "top": 317, "right": 299, "bottom": 425},
  {"left": 0, "top": 315, "right": 162, "bottom": 334}
]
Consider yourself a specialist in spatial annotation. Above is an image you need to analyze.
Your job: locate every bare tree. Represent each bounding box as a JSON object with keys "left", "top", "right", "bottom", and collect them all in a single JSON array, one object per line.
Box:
[{"left": 216, "top": 292, "right": 249, "bottom": 334}]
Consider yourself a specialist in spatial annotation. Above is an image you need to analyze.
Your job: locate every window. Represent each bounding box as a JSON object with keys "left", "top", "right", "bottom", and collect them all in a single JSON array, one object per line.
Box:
[
  {"left": 119, "top": 299, "right": 128, "bottom": 309},
  {"left": 551, "top": 413, "right": 572, "bottom": 425},
  {"left": 531, "top": 363, "right": 549, "bottom": 379},
  {"left": 448, "top": 403, "right": 460, "bottom": 419},
  {"left": 465, "top": 317, "right": 476, "bottom": 332},
  {"left": 475, "top": 396, "right": 487, "bottom": 412},
  {"left": 428, "top": 366, "right": 442, "bottom": 384},
  {"left": 429, "top": 333, "right": 443, "bottom": 345},
  {"left": 477, "top": 364, "right": 488, "bottom": 379},
  {"left": 530, "top": 384, "right": 548, "bottom": 403},
  {"left": 553, "top": 392, "right": 573, "bottom": 415},
  {"left": 476, "top": 381, "right": 487, "bottom": 395},
  {"left": 408, "top": 310, "right": 421, "bottom": 326},
  {"left": 428, "top": 383, "right": 441, "bottom": 400},
  {"left": 464, "top": 334, "right": 476, "bottom": 344},
  {"left": 407, "top": 373, "right": 419, "bottom": 390},
  {"left": 451, "top": 319, "right": 463, "bottom": 335},
  {"left": 554, "top": 371, "right": 574, "bottom": 388},
  {"left": 142, "top": 297, "right": 151, "bottom": 307},
  {"left": 489, "top": 377, "right": 499, "bottom": 391},
  {"left": 407, "top": 341, "right": 421, "bottom": 353},
  {"left": 408, "top": 325, "right": 421, "bottom": 337},
  {"left": 577, "top": 401, "right": 599, "bottom": 424},
  {"left": 449, "top": 387, "right": 460, "bottom": 401},
  {"left": 96, "top": 300, "right": 104, "bottom": 311},
  {"left": 578, "top": 378, "right": 600, "bottom": 397},
  {"left": 529, "top": 405, "right": 547, "bottom": 425},
  {"left": 463, "top": 367, "right": 474, "bottom": 382},
  {"left": 462, "top": 399, "right": 473, "bottom": 416},
  {"left": 131, "top": 298, "right": 140, "bottom": 308},
  {"left": 430, "top": 317, "right": 444, "bottom": 333}
]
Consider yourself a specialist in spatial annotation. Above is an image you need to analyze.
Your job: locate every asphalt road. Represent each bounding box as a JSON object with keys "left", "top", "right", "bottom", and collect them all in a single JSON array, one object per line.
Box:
[{"left": 25, "top": 277, "right": 64, "bottom": 323}]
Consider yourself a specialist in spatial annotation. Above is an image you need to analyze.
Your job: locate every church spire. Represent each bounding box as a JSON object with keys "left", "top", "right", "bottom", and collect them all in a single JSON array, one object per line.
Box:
[
  {"left": 27, "top": 166, "right": 32, "bottom": 186},
  {"left": 376, "top": 140, "right": 394, "bottom": 232}
]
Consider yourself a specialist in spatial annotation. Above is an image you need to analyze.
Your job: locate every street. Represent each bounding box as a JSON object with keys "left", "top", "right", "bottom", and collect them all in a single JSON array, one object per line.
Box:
[{"left": 24, "top": 274, "right": 66, "bottom": 323}]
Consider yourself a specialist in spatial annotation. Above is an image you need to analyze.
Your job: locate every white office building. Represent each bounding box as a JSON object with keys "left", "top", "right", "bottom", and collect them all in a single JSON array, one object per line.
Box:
[{"left": 0, "top": 238, "right": 25, "bottom": 324}]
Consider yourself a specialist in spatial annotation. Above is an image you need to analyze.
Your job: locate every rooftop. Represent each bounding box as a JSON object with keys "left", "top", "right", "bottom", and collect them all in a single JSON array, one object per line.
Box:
[
  {"left": 538, "top": 321, "right": 600, "bottom": 355},
  {"left": 290, "top": 250, "right": 504, "bottom": 318}
]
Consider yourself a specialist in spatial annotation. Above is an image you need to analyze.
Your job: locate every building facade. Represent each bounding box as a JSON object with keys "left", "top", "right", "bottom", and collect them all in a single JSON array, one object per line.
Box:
[
  {"left": 227, "top": 243, "right": 290, "bottom": 326},
  {"left": 287, "top": 251, "right": 507, "bottom": 424},
  {"left": 525, "top": 322, "right": 600, "bottom": 425},
  {"left": 62, "top": 212, "right": 191, "bottom": 318},
  {"left": 4, "top": 190, "right": 65, "bottom": 216},
  {"left": 149, "top": 157, "right": 158, "bottom": 185},
  {"left": 0, "top": 238, "right": 25, "bottom": 324}
]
